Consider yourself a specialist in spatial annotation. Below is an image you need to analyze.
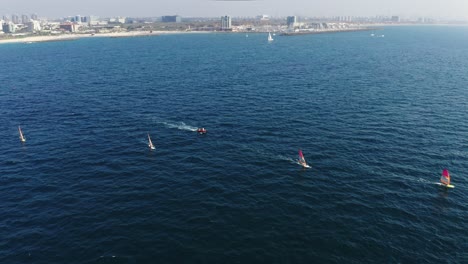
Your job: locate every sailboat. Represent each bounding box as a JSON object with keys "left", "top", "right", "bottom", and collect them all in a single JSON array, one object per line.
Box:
[
  {"left": 298, "top": 149, "right": 310, "bottom": 168},
  {"left": 437, "top": 169, "right": 454, "bottom": 188},
  {"left": 268, "top": 32, "right": 273, "bottom": 42},
  {"left": 148, "top": 133, "right": 155, "bottom": 150},
  {"left": 18, "top": 126, "right": 26, "bottom": 143}
]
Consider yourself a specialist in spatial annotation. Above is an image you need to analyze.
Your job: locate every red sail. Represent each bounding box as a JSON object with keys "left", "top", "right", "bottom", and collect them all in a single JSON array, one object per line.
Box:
[
  {"left": 298, "top": 149, "right": 306, "bottom": 163},
  {"left": 440, "top": 169, "right": 450, "bottom": 185}
]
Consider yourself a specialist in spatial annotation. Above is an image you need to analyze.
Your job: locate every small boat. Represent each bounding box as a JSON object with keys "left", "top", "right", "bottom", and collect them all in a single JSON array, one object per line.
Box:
[
  {"left": 148, "top": 133, "right": 155, "bottom": 150},
  {"left": 298, "top": 149, "right": 310, "bottom": 168},
  {"left": 438, "top": 169, "right": 454, "bottom": 188},
  {"left": 268, "top": 32, "right": 273, "bottom": 42},
  {"left": 197, "top": 128, "right": 207, "bottom": 134},
  {"left": 18, "top": 126, "right": 26, "bottom": 143}
]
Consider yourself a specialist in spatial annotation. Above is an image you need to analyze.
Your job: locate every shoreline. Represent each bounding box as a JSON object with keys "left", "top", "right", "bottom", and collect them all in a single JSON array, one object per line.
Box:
[
  {"left": 280, "top": 27, "right": 377, "bottom": 36},
  {"left": 0, "top": 31, "right": 208, "bottom": 44},
  {"left": 0, "top": 28, "right": 374, "bottom": 44},
  {"left": 1, "top": 24, "right": 466, "bottom": 44}
]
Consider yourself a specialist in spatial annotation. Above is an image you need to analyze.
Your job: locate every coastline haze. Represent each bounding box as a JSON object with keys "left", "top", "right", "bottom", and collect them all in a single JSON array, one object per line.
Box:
[{"left": 2, "top": 0, "right": 468, "bottom": 19}]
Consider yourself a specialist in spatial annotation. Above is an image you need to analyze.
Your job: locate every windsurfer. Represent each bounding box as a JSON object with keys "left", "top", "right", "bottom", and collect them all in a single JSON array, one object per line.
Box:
[{"left": 441, "top": 169, "right": 450, "bottom": 186}]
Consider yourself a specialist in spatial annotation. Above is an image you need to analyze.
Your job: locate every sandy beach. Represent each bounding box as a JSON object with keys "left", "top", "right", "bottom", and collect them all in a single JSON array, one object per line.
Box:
[{"left": 0, "top": 31, "right": 205, "bottom": 44}]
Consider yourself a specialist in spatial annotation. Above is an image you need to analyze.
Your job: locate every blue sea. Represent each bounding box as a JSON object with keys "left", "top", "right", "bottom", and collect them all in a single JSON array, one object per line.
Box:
[{"left": 0, "top": 26, "right": 467, "bottom": 263}]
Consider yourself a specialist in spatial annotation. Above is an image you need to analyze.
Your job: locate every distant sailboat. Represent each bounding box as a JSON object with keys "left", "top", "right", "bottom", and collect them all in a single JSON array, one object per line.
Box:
[
  {"left": 438, "top": 169, "right": 454, "bottom": 188},
  {"left": 298, "top": 149, "right": 310, "bottom": 168},
  {"left": 268, "top": 32, "right": 273, "bottom": 42},
  {"left": 18, "top": 126, "right": 26, "bottom": 143},
  {"left": 148, "top": 133, "right": 155, "bottom": 150}
]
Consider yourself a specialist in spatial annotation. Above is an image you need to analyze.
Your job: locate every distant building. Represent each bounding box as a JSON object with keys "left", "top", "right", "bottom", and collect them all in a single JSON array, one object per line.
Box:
[
  {"left": 2, "top": 15, "right": 8, "bottom": 22},
  {"left": 125, "top": 18, "right": 137, "bottom": 24},
  {"left": 88, "top": 16, "right": 100, "bottom": 25},
  {"left": 287, "top": 16, "right": 297, "bottom": 28},
  {"left": 391, "top": 16, "right": 400, "bottom": 23},
  {"left": 257, "top": 14, "right": 269, "bottom": 21},
  {"left": 27, "top": 20, "right": 41, "bottom": 32},
  {"left": 60, "top": 22, "right": 77, "bottom": 32},
  {"left": 2, "top": 22, "right": 16, "bottom": 33},
  {"left": 221, "top": 16, "right": 231, "bottom": 30},
  {"left": 109, "top": 17, "right": 126, "bottom": 24},
  {"left": 162, "top": 15, "right": 181, "bottom": 23},
  {"left": 31, "top": 14, "right": 38, "bottom": 20},
  {"left": 75, "top": 15, "right": 81, "bottom": 24},
  {"left": 21, "top": 14, "right": 29, "bottom": 24},
  {"left": 11, "top": 14, "right": 20, "bottom": 24}
]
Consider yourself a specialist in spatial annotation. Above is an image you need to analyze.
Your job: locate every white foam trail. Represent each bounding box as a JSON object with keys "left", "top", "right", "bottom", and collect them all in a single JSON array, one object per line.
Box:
[
  {"left": 276, "top": 155, "right": 297, "bottom": 164},
  {"left": 417, "top": 178, "right": 431, "bottom": 184},
  {"left": 418, "top": 178, "right": 441, "bottom": 186},
  {"left": 161, "top": 121, "right": 198, "bottom": 132}
]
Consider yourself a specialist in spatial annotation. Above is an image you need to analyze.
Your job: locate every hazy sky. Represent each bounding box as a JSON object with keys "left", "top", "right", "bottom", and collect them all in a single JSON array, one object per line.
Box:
[{"left": 2, "top": 0, "right": 467, "bottom": 19}]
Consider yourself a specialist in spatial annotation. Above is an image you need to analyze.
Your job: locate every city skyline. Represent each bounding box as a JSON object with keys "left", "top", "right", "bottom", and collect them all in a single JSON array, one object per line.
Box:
[{"left": 2, "top": 0, "right": 468, "bottom": 19}]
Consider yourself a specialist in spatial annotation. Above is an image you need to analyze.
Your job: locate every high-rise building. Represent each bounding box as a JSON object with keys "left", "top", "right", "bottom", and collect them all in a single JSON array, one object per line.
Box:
[
  {"left": 27, "top": 20, "right": 41, "bottom": 32},
  {"left": 2, "top": 15, "right": 8, "bottom": 22},
  {"left": 287, "top": 16, "right": 297, "bottom": 28},
  {"left": 11, "top": 14, "right": 19, "bottom": 24},
  {"left": 391, "top": 16, "right": 400, "bottom": 23},
  {"left": 162, "top": 15, "right": 181, "bottom": 23},
  {"left": 21, "top": 14, "right": 29, "bottom": 24},
  {"left": 88, "top": 16, "right": 99, "bottom": 25},
  {"left": 31, "top": 14, "right": 38, "bottom": 20},
  {"left": 221, "top": 16, "right": 231, "bottom": 30},
  {"left": 75, "top": 15, "right": 81, "bottom": 24},
  {"left": 2, "top": 22, "right": 16, "bottom": 33}
]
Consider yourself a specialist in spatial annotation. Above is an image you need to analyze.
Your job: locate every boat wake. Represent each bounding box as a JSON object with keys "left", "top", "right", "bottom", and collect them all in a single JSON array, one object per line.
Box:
[
  {"left": 276, "top": 155, "right": 298, "bottom": 164},
  {"left": 161, "top": 121, "right": 198, "bottom": 132},
  {"left": 417, "top": 178, "right": 441, "bottom": 186}
]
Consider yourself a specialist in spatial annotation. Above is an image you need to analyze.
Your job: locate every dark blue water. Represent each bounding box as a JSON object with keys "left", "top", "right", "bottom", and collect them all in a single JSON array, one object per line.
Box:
[{"left": 1, "top": 26, "right": 467, "bottom": 263}]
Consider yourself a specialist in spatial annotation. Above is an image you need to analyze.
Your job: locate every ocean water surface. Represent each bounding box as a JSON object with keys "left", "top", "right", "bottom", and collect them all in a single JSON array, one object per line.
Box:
[{"left": 0, "top": 26, "right": 467, "bottom": 263}]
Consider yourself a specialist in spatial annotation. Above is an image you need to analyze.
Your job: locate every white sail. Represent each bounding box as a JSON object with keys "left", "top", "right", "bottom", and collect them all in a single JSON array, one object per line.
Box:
[
  {"left": 148, "top": 133, "right": 155, "bottom": 150},
  {"left": 268, "top": 32, "right": 273, "bottom": 42},
  {"left": 18, "top": 126, "right": 26, "bottom": 142}
]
